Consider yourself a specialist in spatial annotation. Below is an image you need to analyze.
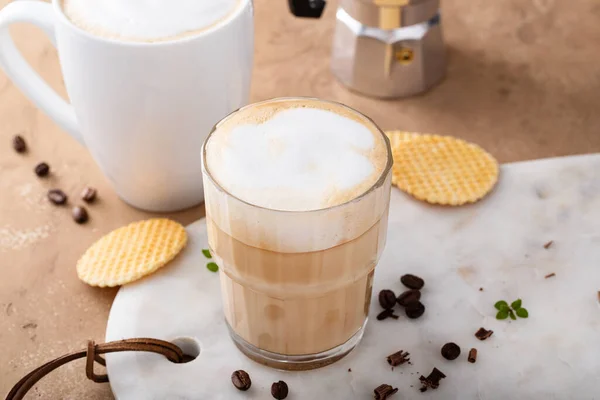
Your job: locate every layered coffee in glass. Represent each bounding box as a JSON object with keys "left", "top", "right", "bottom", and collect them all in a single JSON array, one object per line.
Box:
[{"left": 202, "top": 98, "right": 392, "bottom": 370}]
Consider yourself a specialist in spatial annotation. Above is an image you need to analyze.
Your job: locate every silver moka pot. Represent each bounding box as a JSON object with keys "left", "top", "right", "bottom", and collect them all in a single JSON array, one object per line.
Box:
[{"left": 289, "top": 0, "right": 446, "bottom": 98}]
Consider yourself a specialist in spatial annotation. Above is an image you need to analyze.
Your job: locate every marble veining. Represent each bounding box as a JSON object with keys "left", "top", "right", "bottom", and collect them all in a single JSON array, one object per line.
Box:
[{"left": 106, "top": 154, "right": 600, "bottom": 399}]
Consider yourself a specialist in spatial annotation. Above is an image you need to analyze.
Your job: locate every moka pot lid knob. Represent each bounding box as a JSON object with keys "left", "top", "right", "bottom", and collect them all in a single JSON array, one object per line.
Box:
[{"left": 288, "top": 0, "right": 327, "bottom": 18}]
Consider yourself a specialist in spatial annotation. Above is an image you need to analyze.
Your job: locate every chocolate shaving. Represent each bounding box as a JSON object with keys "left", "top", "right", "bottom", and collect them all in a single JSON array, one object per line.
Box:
[
  {"left": 474, "top": 327, "right": 493, "bottom": 341},
  {"left": 419, "top": 367, "right": 446, "bottom": 392},
  {"left": 543, "top": 241, "right": 554, "bottom": 249},
  {"left": 597, "top": 291, "right": 600, "bottom": 304},
  {"left": 348, "top": 368, "right": 352, "bottom": 372},
  {"left": 468, "top": 348, "right": 477, "bottom": 363},
  {"left": 545, "top": 273, "right": 556, "bottom": 279},
  {"left": 374, "top": 384, "right": 398, "bottom": 400},
  {"left": 387, "top": 350, "right": 410, "bottom": 367},
  {"left": 377, "top": 309, "right": 399, "bottom": 321}
]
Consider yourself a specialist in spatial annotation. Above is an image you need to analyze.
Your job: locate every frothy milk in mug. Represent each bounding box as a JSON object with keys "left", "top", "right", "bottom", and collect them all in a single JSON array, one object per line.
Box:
[{"left": 62, "top": 0, "right": 242, "bottom": 42}]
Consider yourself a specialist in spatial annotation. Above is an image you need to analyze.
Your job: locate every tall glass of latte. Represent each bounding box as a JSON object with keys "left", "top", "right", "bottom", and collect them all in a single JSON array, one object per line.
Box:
[{"left": 202, "top": 98, "right": 392, "bottom": 370}]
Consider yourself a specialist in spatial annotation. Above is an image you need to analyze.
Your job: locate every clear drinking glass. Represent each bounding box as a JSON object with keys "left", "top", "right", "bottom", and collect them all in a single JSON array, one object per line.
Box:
[{"left": 201, "top": 98, "right": 393, "bottom": 370}]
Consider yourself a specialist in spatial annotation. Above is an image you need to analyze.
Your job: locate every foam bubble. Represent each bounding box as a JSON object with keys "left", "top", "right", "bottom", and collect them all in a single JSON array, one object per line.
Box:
[
  {"left": 205, "top": 100, "right": 388, "bottom": 211},
  {"left": 62, "top": 0, "right": 240, "bottom": 42}
]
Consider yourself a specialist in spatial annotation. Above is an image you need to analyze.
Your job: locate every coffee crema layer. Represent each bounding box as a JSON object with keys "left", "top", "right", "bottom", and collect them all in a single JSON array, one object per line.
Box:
[
  {"left": 205, "top": 98, "right": 389, "bottom": 212},
  {"left": 62, "top": 0, "right": 240, "bottom": 42}
]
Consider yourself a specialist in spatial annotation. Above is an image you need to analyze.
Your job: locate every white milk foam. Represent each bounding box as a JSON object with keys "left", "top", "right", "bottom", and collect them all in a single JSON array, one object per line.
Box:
[
  {"left": 62, "top": 0, "right": 240, "bottom": 42},
  {"left": 206, "top": 102, "right": 388, "bottom": 211}
]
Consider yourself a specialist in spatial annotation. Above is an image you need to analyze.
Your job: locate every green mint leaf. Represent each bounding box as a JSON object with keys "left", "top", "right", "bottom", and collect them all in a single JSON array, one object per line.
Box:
[
  {"left": 511, "top": 299, "right": 522, "bottom": 310},
  {"left": 509, "top": 310, "right": 517, "bottom": 320},
  {"left": 516, "top": 308, "right": 529, "bottom": 318},
  {"left": 494, "top": 301, "right": 509, "bottom": 311},
  {"left": 206, "top": 262, "right": 219, "bottom": 273},
  {"left": 202, "top": 249, "right": 212, "bottom": 259},
  {"left": 496, "top": 310, "right": 509, "bottom": 320}
]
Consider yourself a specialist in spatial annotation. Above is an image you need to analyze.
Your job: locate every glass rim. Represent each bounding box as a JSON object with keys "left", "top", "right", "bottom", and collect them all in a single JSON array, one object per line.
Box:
[{"left": 201, "top": 97, "right": 393, "bottom": 214}]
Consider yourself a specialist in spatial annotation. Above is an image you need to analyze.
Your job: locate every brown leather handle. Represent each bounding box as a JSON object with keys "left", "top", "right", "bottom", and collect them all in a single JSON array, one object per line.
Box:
[{"left": 6, "top": 338, "right": 185, "bottom": 400}]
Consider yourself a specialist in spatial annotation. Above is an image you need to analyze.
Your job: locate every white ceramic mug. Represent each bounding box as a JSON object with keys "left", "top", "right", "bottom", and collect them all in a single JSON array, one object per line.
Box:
[{"left": 0, "top": 0, "right": 254, "bottom": 212}]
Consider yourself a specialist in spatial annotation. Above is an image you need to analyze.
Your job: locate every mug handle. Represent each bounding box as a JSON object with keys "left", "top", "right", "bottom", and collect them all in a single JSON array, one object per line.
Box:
[{"left": 0, "top": 1, "right": 82, "bottom": 145}]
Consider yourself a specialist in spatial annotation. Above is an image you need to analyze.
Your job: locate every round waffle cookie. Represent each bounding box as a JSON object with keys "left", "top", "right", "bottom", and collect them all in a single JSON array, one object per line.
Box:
[
  {"left": 77, "top": 218, "right": 187, "bottom": 287},
  {"left": 385, "top": 130, "right": 420, "bottom": 148},
  {"left": 391, "top": 133, "right": 499, "bottom": 206},
  {"left": 385, "top": 131, "right": 421, "bottom": 186}
]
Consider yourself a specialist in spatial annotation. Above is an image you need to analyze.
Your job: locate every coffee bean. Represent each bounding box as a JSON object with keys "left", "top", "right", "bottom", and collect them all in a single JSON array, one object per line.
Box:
[
  {"left": 378, "top": 289, "right": 396, "bottom": 309},
  {"left": 72, "top": 206, "right": 89, "bottom": 224},
  {"left": 441, "top": 342, "right": 461, "bottom": 360},
  {"left": 12, "top": 135, "right": 26, "bottom": 153},
  {"left": 47, "top": 189, "right": 68, "bottom": 205},
  {"left": 396, "top": 289, "right": 421, "bottom": 307},
  {"left": 405, "top": 301, "right": 425, "bottom": 319},
  {"left": 271, "top": 380, "right": 289, "bottom": 399},
  {"left": 400, "top": 274, "right": 424, "bottom": 290},
  {"left": 231, "top": 370, "right": 251, "bottom": 391},
  {"left": 81, "top": 187, "right": 97, "bottom": 203},
  {"left": 34, "top": 162, "right": 50, "bottom": 177}
]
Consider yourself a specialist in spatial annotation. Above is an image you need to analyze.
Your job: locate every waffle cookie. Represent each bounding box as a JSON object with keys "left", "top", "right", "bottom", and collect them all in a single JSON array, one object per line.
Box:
[
  {"left": 385, "top": 131, "right": 421, "bottom": 185},
  {"left": 77, "top": 218, "right": 187, "bottom": 287},
  {"left": 390, "top": 133, "right": 499, "bottom": 206}
]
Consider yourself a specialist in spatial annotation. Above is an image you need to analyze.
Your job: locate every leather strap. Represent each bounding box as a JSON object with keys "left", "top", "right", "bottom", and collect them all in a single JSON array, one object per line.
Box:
[{"left": 6, "top": 338, "right": 185, "bottom": 400}]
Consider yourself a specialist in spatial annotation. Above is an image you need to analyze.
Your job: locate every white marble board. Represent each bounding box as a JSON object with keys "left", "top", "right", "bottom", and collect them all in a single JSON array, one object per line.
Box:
[{"left": 106, "top": 154, "right": 600, "bottom": 399}]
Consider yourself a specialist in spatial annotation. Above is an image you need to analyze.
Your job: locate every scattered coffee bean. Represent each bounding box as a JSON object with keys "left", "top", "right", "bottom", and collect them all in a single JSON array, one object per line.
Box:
[
  {"left": 72, "top": 206, "right": 89, "bottom": 224},
  {"left": 545, "top": 273, "right": 556, "bottom": 279},
  {"left": 231, "top": 370, "right": 251, "bottom": 391},
  {"left": 34, "top": 162, "right": 50, "bottom": 177},
  {"left": 474, "top": 327, "right": 493, "bottom": 341},
  {"left": 441, "top": 343, "right": 461, "bottom": 360},
  {"left": 271, "top": 380, "right": 289, "bottom": 399},
  {"left": 405, "top": 301, "right": 425, "bottom": 319},
  {"left": 81, "top": 187, "right": 97, "bottom": 203},
  {"left": 419, "top": 367, "right": 446, "bottom": 392},
  {"left": 374, "top": 384, "right": 398, "bottom": 400},
  {"left": 396, "top": 289, "right": 421, "bottom": 307},
  {"left": 378, "top": 289, "right": 397, "bottom": 309},
  {"left": 400, "top": 274, "right": 424, "bottom": 290},
  {"left": 12, "top": 135, "right": 26, "bottom": 153},
  {"left": 47, "top": 189, "right": 68, "bottom": 205},
  {"left": 543, "top": 240, "right": 554, "bottom": 249},
  {"left": 376, "top": 309, "right": 399, "bottom": 321},
  {"left": 387, "top": 350, "right": 410, "bottom": 367},
  {"left": 468, "top": 348, "right": 478, "bottom": 363}
]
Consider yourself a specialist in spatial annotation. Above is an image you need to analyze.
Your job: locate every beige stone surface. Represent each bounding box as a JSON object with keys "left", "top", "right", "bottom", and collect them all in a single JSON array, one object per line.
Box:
[{"left": 1, "top": 0, "right": 599, "bottom": 397}]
